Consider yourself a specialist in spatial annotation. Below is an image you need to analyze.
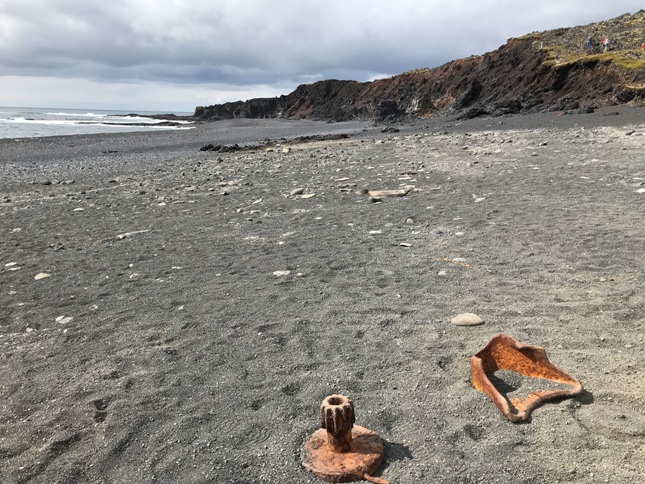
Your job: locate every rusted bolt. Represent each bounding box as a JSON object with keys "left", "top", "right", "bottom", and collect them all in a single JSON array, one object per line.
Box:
[{"left": 302, "top": 394, "right": 388, "bottom": 483}]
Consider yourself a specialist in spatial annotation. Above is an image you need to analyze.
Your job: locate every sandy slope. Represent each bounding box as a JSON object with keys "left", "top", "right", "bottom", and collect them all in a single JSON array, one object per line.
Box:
[{"left": 1, "top": 110, "right": 644, "bottom": 483}]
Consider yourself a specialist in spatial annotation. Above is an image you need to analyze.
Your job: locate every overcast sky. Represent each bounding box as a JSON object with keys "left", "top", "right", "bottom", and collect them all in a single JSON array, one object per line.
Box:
[{"left": 1, "top": 1, "right": 643, "bottom": 112}]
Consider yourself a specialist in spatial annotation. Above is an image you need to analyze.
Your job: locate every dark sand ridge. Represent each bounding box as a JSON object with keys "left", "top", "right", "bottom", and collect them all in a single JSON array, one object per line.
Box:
[{"left": 1, "top": 108, "right": 644, "bottom": 483}]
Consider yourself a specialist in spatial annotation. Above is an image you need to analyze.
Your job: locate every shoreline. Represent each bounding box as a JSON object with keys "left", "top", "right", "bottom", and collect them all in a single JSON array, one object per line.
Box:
[{"left": 1, "top": 108, "right": 645, "bottom": 483}]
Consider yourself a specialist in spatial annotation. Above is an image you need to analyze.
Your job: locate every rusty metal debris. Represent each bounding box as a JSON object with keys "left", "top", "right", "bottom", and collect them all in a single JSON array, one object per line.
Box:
[
  {"left": 302, "top": 394, "right": 388, "bottom": 484},
  {"left": 471, "top": 333, "right": 583, "bottom": 422}
]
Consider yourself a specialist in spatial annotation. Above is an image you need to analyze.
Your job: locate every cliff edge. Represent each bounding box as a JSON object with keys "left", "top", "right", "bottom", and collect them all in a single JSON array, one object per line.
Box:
[{"left": 194, "top": 10, "right": 645, "bottom": 122}]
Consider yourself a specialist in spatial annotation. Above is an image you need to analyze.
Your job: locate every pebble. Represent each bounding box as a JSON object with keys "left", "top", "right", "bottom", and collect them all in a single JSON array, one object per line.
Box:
[
  {"left": 637, "top": 188, "right": 645, "bottom": 194},
  {"left": 55, "top": 316, "right": 73, "bottom": 324},
  {"left": 34, "top": 272, "right": 51, "bottom": 280},
  {"left": 437, "top": 271, "right": 448, "bottom": 276},
  {"left": 73, "top": 207, "right": 85, "bottom": 212},
  {"left": 290, "top": 187, "right": 305, "bottom": 196},
  {"left": 273, "top": 270, "right": 291, "bottom": 277},
  {"left": 451, "top": 313, "right": 484, "bottom": 326},
  {"left": 399, "top": 242, "right": 412, "bottom": 247},
  {"left": 116, "top": 230, "right": 150, "bottom": 240}
]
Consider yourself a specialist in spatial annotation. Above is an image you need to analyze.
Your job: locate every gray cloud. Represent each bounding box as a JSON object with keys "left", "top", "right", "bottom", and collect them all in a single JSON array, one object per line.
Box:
[{"left": 1, "top": 0, "right": 643, "bottom": 110}]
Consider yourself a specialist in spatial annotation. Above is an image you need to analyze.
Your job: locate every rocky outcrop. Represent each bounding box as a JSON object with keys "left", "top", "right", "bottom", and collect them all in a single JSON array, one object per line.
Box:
[{"left": 194, "top": 11, "right": 645, "bottom": 122}]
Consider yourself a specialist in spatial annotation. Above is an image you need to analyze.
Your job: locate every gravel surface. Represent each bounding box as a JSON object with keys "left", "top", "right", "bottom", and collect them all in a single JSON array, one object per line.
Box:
[{"left": 1, "top": 109, "right": 645, "bottom": 483}]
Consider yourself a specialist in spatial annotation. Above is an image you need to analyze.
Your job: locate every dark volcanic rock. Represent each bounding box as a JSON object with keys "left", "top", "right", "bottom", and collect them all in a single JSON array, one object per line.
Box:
[{"left": 193, "top": 11, "right": 645, "bottom": 123}]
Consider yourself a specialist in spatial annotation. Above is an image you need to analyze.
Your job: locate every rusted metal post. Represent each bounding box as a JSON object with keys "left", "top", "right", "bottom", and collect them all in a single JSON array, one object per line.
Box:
[{"left": 320, "top": 394, "right": 355, "bottom": 453}]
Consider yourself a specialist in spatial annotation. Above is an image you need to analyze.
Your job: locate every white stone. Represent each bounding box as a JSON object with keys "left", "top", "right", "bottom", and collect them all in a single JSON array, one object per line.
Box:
[
  {"left": 34, "top": 272, "right": 51, "bottom": 280},
  {"left": 451, "top": 313, "right": 484, "bottom": 326}
]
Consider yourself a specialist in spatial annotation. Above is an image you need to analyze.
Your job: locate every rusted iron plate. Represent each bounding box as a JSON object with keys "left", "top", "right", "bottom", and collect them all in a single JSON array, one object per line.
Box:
[{"left": 471, "top": 333, "right": 583, "bottom": 422}]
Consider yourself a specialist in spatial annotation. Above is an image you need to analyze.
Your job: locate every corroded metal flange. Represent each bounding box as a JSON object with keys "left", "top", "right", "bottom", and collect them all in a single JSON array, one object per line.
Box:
[
  {"left": 302, "top": 394, "right": 387, "bottom": 483},
  {"left": 471, "top": 333, "right": 583, "bottom": 422}
]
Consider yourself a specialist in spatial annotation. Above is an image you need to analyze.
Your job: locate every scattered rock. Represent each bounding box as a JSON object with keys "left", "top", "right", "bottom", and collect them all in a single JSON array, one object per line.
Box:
[
  {"left": 116, "top": 230, "right": 150, "bottom": 240},
  {"left": 451, "top": 313, "right": 484, "bottom": 326},
  {"left": 368, "top": 186, "right": 414, "bottom": 198},
  {"left": 290, "top": 187, "right": 305, "bottom": 196},
  {"left": 273, "top": 270, "right": 291, "bottom": 277},
  {"left": 34, "top": 272, "right": 52, "bottom": 280},
  {"left": 199, "top": 143, "right": 242, "bottom": 152}
]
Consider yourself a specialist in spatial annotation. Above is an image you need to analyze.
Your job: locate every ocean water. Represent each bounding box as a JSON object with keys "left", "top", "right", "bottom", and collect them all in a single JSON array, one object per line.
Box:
[{"left": 0, "top": 106, "right": 194, "bottom": 139}]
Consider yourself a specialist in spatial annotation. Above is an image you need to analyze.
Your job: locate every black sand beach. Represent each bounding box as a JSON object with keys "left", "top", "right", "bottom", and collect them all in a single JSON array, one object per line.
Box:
[{"left": 1, "top": 108, "right": 645, "bottom": 483}]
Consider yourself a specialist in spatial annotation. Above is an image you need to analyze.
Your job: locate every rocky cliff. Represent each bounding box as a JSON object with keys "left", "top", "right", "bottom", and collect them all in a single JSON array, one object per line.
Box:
[{"left": 194, "top": 10, "right": 645, "bottom": 122}]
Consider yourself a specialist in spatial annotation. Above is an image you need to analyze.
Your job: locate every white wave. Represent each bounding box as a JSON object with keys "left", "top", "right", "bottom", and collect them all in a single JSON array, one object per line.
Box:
[{"left": 47, "top": 111, "right": 108, "bottom": 118}]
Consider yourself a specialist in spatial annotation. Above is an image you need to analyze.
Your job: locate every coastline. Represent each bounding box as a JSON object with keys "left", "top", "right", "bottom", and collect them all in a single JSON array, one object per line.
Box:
[{"left": 1, "top": 109, "right": 645, "bottom": 483}]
